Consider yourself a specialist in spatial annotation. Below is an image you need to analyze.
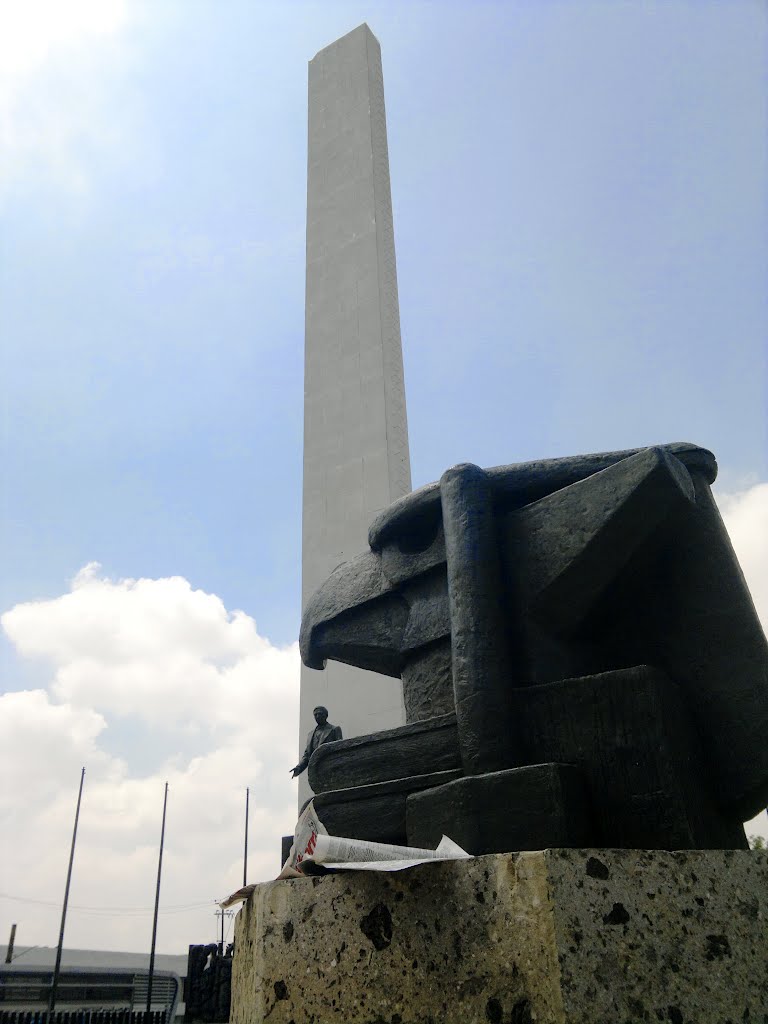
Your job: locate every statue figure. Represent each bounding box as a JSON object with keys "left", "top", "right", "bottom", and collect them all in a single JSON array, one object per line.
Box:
[
  {"left": 297, "top": 443, "right": 768, "bottom": 854},
  {"left": 290, "top": 705, "right": 343, "bottom": 777}
]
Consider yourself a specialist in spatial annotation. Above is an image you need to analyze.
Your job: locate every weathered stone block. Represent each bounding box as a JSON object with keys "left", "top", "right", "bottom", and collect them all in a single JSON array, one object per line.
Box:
[
  {"left": 309, "top": 667, "right": 745, "bottom": 852},
  {"left": 231, "top": 849, "right": 768, "bottom": 1024},
  {"left": 313, "top": 769, "right": 462, "bottom": 844},
  {"left": 508, "top": 666, "right": 747, "bottom": 851},
  {"left": 406, "top": 763, "right": 591, "bottom": 855},
  {"left": 307, "top": 712, "right": 459, "bottom": 793}
]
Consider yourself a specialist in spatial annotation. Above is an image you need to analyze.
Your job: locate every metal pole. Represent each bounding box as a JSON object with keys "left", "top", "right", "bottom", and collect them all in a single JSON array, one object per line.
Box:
[
  {"left": 49, "top": 767, "right": 85, "bottom": 1014},
  {"left": 146, "top": 782, "right": 168, "bottom": 1015},
  {"left": 5, "top": 923, "right": 16, "bottom": 963},
  {"left": 243, "top": 788, "right": 249, "bottom": 887}
]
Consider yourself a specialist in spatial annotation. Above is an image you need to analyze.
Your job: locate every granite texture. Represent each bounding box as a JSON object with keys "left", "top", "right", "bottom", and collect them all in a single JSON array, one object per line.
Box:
[{"left": 231, "top": 848, "right": 768, "bottom": 1024}]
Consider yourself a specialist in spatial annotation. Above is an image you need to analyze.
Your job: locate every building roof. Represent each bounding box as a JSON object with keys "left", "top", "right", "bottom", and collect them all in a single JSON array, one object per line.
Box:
[{"left": 0, "top": 945, "right": 188, "bottom": 976}]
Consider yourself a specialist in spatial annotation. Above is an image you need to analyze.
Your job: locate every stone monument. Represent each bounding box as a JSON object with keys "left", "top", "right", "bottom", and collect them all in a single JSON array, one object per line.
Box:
[
  {"left": 232, "top": 444, "right": 768, "bottom": 1021},
  {"left": 299, "top": 23, "right": 411, "bottom": 804},
  {"left": 230, "top": 25, "right": 768, "bottom": 1024},
  {"left": 299, "top": 443, "right": 768, "bottom": 851}
]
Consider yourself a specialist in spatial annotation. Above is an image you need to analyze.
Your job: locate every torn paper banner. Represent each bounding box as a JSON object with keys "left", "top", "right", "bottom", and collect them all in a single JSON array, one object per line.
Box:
[
  {"left": 314, "top": 832, "right": 471, "bottom": 871},
  {"left": 277, "top": 799, "right": 329, "bottom": 878},
  {"left": 278, "top": 801, "right": 471, "bottom": 878},
  {"left": 219, "top": 884, "right": 255, "bottom": 909},
  {"left": 219, "top": 802, "right": 472, "bottom": 905}
]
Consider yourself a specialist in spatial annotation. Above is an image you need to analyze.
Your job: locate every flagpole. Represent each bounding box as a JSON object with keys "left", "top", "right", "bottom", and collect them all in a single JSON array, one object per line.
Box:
[
  {"left": 49, "top": 767, "right": 85, "bottom": 1014},
  {"left": 243, "top": 788, "right": 249, "bottom": 887},
  {"left": 147, "top": 782, "right": 168, "bottom": 1014}
]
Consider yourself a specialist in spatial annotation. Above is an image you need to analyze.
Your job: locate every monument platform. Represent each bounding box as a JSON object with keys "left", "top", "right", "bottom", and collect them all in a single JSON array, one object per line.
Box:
[{"left": 231, "top": 848, "right": 767, "bottom": 1024}]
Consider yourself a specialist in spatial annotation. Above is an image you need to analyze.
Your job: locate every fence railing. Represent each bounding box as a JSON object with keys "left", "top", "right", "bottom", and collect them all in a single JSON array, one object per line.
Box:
[{"left": 0, "top": 1011, "right": 167, "bottom": 1024}]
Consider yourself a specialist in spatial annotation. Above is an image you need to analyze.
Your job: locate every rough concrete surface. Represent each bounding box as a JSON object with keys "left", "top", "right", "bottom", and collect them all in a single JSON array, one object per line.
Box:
[{"left": 231, "top": 848, "right": 767, "bottom": 1024}]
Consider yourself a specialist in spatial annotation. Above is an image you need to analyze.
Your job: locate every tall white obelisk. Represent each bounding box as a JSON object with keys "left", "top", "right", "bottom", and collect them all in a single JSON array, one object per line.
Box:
[{"left": 299, "top": 24, "right": 411, "bottom": 803}]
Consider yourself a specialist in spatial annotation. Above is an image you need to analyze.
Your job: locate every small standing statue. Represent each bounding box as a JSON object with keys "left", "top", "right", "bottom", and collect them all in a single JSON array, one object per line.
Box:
[{"left": 290, "top": 705, "right": 343, "bottom": 777}]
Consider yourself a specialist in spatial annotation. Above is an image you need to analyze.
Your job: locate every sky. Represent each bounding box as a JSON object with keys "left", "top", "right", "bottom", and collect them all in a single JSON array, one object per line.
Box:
[{"left": 1, "top": 0, "right": 766, "bottom": 955}]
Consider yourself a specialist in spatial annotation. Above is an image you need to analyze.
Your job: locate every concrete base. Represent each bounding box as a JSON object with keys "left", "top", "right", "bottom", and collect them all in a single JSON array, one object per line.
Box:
[{"left": 231, "top": 849, "right": 767, "bottom": 1024}]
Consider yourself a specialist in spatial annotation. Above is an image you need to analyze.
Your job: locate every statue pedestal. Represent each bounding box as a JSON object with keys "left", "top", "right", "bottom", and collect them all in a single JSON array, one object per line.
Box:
[{"left": 231, "top": 849, "right": 767, "bottom": 1024}]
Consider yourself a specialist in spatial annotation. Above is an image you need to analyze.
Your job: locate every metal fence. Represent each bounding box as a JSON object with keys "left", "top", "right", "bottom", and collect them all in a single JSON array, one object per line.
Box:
[
  {"left": 0, "top": 968, "right": 180, "bottom": 1024},
  {"left": 0, "top": 1013, "right": 167, "bottom": 1024}
]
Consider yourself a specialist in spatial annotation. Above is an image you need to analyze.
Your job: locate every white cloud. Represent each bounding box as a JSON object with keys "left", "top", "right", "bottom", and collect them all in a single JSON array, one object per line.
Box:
[
  {"left": 3, "top": 562, "right": 295, "bottom": 733},
  {"left": 716, "top": 482, "right": 768, "bottom": 629},
  {"left": 0, "top": 0, "right": 134, "bottom": 200},
  {"left": 0, "top": 690, "right": 114, "bottom": 813},
  {"left": 1, "top": 565, "right": 299, "bottom": 952},
  {"left": 716, "top": 482, "right": 768, "bottom": 846},
  {"left": 0, "top": 0, "right": 128, "bottom": 76}
]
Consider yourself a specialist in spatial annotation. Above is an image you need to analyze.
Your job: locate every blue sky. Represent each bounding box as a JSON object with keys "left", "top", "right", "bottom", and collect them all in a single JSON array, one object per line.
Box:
[
  {"left": 1, "top": 0, "right": 766, "bottom": 953},
  {"left": 3, "top": 0, "right": 766, "bottom": 636}
]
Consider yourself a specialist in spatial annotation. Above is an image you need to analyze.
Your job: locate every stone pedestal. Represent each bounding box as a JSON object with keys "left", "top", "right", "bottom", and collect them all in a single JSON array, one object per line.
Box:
[{"left": 231, "top": 849, "right": 767, "bottom": 1024}]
